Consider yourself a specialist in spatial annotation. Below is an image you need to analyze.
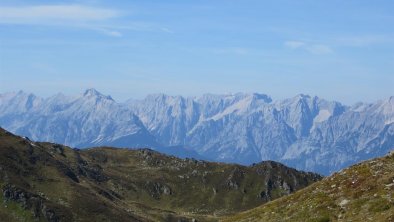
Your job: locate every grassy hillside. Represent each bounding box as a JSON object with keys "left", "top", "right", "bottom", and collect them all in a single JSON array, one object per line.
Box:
[
  {"left": 223, "top": 151, "right": 394, "bottom": 222},
  {"left": 0, "top": 128, "right": 321, "bottom": 221}
]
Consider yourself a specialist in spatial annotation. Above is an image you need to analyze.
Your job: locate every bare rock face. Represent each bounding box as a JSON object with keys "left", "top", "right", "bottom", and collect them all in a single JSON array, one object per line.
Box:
[
  {"left": 2, "top": 184, "right": 69, "bottom": 222},
  {"left": 225, "top": 167, "right": 244, "bottom": 190},
  {"left": 144, "top": 181, "right": 172, "bottom": 199}
]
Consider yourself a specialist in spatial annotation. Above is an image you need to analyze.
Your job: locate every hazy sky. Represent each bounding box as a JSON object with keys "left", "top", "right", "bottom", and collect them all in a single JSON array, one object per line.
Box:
[{"left": 0, "top": 0, "right": 393, "bottom": 104}]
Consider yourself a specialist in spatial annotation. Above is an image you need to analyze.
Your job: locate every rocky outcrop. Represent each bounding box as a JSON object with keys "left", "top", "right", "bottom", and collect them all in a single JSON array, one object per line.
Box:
[
  {"left": 144, "top": 181, "right": 172, "bottom": 199},
  {"left": 225, "top": 167, "right": 244, "bottom": 190},
  {"left": 2, "top": 184, "right": 70, "bottom": 222}
]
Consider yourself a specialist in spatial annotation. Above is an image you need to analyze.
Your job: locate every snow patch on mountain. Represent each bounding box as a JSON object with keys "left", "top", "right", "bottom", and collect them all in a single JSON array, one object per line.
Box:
[{"left": 314, "top": 109, "right": 331, "bottom": 123}]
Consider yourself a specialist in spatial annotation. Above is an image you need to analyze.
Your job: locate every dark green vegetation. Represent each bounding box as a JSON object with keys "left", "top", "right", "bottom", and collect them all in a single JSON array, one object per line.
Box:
[
  {"left": 0, "top": 128, "right": 321, "bottom": 222},
  {"left": 224, "top": 151, "right": 394, "bottom": 222}
]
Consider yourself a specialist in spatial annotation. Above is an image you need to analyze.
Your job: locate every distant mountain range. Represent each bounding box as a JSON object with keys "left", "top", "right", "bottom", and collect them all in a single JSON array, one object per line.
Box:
[{"left": 1, "top": 89, "right": 393, "bottom": 175}]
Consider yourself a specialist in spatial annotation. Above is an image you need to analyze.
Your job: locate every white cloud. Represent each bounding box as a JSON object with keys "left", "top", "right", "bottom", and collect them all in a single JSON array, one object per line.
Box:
[
  {"left": 0, "top": 5, "right": 120, "bottom": 23},
  {"left": 284, "top": 40, "right": 333, "bottom": 55}
]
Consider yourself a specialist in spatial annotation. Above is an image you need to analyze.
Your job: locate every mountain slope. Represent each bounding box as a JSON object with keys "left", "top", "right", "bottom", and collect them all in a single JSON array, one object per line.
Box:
[
  {"left": 223, "top": 151, "right": 394, "bottom": 222},
  {"left": 0, "top": 128, "right": 321, "bottom": 221}
]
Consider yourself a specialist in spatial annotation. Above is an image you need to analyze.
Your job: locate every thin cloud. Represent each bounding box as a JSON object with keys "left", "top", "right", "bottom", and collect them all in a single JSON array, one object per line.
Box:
[
  {"left": 284, "top": 40, "right": 333, "bottom": 55},
  {"left": 94, "top": 27, "right": 123, "bottom": 37},
  {"left": 212, "top": 47, "right": 249, "bottom": 55},
  {"left": 306, "top": 44, "right": 333, "bottom": 55},
  {"left": 284, "top": 41, "right": 305, "bottom": 49},
  {"left": 0, "top": 5, "right": 123, "bottom": 37},
  {"left": 160, "top": 27, "right": 174, "bottom": 33},
  {"left": 104, "top": 30, "right": 122, "bottom": 37},
  {"left": 335, "top": 35, "right": 394, "bottom": 47},
  {"left": 0, "top": 5, "right": 120, "bottom": 23},
  {"left": 0, "top": 5, "right": 169, "bottom": 37}
]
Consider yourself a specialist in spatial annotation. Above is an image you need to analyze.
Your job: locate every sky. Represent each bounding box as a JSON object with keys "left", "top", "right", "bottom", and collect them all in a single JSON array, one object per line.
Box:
[{"left": 0, "top": 0, "right": 393, "bottom": 104}]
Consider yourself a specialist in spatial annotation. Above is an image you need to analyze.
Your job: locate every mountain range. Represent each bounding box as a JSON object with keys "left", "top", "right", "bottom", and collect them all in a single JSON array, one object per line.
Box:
[{"left": 1, "top": 89, "right": 393, "bottom": 175}]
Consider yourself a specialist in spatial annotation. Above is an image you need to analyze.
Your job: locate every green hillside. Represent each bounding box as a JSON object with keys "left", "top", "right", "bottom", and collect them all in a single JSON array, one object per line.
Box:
[
  {"left": 223, "top": 151, "right": 394, "bottom": 222},
  {"left": 0, "top": 128, "right": 321, "bottom": 221}
]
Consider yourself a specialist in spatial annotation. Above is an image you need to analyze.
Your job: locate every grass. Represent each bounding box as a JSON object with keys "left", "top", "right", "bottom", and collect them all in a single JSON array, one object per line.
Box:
[
  {"left": 222, "top": 152, "right": 394, "bottom": 222},
  {"left": 0, "top": 128, "right": 322, "bottom": 222},
  {"left": 0, "top": 189, "right": 44, "bottom": 222}
]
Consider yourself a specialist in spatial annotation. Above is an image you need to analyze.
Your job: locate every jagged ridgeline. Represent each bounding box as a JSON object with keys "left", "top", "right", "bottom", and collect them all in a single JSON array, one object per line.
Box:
[{"left": 0, "top": 128, "right": 321, "bottom": 222}]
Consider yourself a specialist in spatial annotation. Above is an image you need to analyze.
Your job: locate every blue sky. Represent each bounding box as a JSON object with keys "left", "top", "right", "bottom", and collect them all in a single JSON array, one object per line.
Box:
[{"left": 0, "top": 0, "right": 393, "bottom": 104}]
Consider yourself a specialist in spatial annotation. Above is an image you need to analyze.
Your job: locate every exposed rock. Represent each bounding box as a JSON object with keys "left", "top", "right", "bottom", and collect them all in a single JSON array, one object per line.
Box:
[
  {"left": 2, "top": 184, "right": 68, "bottom": 222},
  {"left": 57, "top": 163, "right": 79, "bottom": 183},
  {"left": 339, "top": 199, "right": 349, "bottom": 209},
  {"left": 52, "top": 144, "right": 65, "bottom": 157},
  {"left": 76, "top": 152, "right": 108, "bottom": 182},
  {"left": 281, "top": 181, "right": 292, "bottom": 194},
  {"left": 258, "top": 191, "right": 271, "bottom": 201},
  {"left": 144, "top": 181, "right": 172, "bottom": 199},
  {"left": 225, "top": 167, "right": 244, "bottom": 190}
]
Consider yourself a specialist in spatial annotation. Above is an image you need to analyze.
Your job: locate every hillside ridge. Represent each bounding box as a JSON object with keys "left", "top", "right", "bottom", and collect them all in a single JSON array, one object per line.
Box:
[
  {"left": 0, "top": 128, "right": 321, "bottom": 221},
  {"left": 223, "top": 150, "right": 394, "bottom": 221}
]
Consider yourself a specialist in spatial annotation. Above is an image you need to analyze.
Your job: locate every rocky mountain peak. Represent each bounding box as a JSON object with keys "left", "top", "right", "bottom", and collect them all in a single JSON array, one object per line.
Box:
[
  {"left": 387, "top": 96, "right": 394, "bottom": 106},
  {"left": 82, "top": 88, "right": 114, "bottom": 101},
  {"left": 251, "top": 93, "right": 272, "bottom": 103},
  {"left": 296, "top": 93, "right": 311, "bottom": 99}
]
